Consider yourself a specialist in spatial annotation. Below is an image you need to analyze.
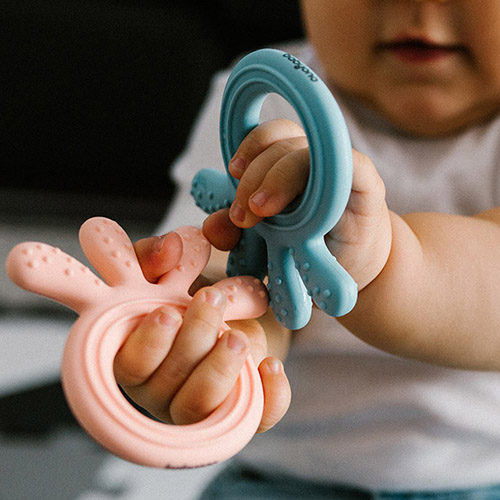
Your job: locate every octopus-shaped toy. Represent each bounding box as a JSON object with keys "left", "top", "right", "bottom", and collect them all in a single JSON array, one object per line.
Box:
[
  {"left": 191, "top": 49, "right": 358, "bottom": 330},
  {"left": 6, "top": 217, "right": 268, "bottom": 468}
]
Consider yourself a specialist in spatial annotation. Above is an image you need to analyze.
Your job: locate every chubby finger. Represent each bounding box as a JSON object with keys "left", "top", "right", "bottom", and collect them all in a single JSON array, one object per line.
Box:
[
  {"left": 248, "top": 147, "right": 310, "bottom": 218},
  {"left": 114, "top": 305, "right": 182, "bottom": 387},
  {"left": 169, "top": 329, "right": 250, "bottom": 425},
  {"left": 229, "top": 136, "right": 309, "bottom": 228},
  {"left": 228, "top": 119, "right": 306, "bottom": 180},
  {"left": 349, "top": 149, "right": 386, "bottom": 215},
  {"left": 226, "top": 318, "right": 267, "bottom": 365},
  {"left": 256, "top": 357, "right": 291, "bottom": 433},
  {"left": 134, "top": 231, "right": 183, "bottom": 283},
  {"left": 139, "top": 287, "right": 227, "bottom": 417},
  {"left": 203, "top": 209, "right": 242, "bottom": 251}
]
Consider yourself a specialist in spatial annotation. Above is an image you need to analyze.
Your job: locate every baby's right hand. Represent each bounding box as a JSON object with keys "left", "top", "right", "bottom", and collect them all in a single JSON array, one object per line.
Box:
[
  {"left": 203, "top": 119, "right": 310, "bottom": 251},
  {"left": 204, "top": 118, "right": 392, "bottom": 292}
]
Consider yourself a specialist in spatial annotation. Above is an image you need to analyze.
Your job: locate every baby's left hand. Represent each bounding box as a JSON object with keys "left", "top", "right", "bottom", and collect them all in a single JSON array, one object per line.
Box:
[{"left": 112, "top": 233, "right": 291, "bottom": 433}]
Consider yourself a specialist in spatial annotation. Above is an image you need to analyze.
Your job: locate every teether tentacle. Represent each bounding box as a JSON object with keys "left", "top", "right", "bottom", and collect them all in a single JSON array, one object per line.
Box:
[
  {"left": 266, "top": 244, "right": 312, "bottom": 330},
  {"left": 226, "top": 228, "right": 267, "bottom": 280},
  {"left": 191, "top": 169, "right": 234, "bottom": 214},
  {"left": 295, "top": 239, "right": 358, "bottom": 317},
  {"left": 157, "top": 226, "right": 211, "bottom": 291},
  {"left": 79, "top": 217, "right": 144, "bottom": 287},
  {"left": 6, "top": 242, "right": 108, "bottom": 313},
  {"left": 214, "top": 276, "right": 269, "bottom": 321}
]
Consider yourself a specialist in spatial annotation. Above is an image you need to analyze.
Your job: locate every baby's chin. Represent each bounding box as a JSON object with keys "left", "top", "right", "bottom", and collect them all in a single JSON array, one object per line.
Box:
[
  {"left": 367, "top": 90, "right": 500, "bottom": 138},
  {"left": 388, "top": 110, "right": 497, "bottom": 138}
]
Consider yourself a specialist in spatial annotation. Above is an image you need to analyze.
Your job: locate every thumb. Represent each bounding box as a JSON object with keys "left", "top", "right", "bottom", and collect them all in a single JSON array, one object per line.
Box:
[
  {"left": 134, "top": 231, "right": 183, "bottom": 283},
  {"left": 203, "top": 209, "right": 242, "bottom": 251},
  {"left": 257, "top": 357, "right": 291, "bottom": 433}
]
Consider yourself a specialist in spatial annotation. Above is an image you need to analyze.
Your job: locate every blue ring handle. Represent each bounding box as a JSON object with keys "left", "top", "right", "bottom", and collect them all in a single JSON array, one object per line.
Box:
[{"left": 191, "top": 49, "right": 357, "bottom": 329}]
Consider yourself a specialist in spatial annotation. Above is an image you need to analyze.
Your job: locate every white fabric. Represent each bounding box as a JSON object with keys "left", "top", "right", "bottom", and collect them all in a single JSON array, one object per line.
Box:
[{"left": 158, "top": 41, "right": 500, "bottom": 491}]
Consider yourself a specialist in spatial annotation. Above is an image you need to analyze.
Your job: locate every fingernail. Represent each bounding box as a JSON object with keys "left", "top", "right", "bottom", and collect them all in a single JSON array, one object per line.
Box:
[
  {"left": 202, "top": 289, "right": 226, "bottom": 308},
  {"left": 227, "top": 332, "right": 246, "bottom": 353},
  {"left": 250, "top": 191, "right": 267, "bottom": 208},
  {"left": 157, "top": 310, "right": 180, "bottom": 328},
  {"left": 266, "top": 358, "right": 282, "bottom": 374},
  {"left": 229, "top": 157, "right": 247, "bottom": 174},
  {"left": 230, "top": 204, "right": 245, "bottom": 223},
  {"left": 153, "top": 234, "right": 168, "bottom": 253}
]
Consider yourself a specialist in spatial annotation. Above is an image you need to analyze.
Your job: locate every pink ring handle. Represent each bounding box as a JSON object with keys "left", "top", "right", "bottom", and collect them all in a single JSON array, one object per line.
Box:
[{"left": 6, "top": 217, "right": 268, "bottom": 468}]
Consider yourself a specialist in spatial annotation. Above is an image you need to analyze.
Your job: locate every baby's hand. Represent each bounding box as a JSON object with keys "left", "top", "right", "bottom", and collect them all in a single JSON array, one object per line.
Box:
[
  {"left": 203, "top": 119, "right": 309, "bottom": 251},
  {"left": 204, "top": 119, "right": 392, "bottom": 291},
  {"left": 113, "top": 234, "right": 291, "bottom": 433}
]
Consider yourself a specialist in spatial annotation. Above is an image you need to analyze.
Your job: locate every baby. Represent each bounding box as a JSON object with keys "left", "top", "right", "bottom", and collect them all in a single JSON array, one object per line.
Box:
[{"left": 117, "top": 1, "right": 500, "bottom": 497}]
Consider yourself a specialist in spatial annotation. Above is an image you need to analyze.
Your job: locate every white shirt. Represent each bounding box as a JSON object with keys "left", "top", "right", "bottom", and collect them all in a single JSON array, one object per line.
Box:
[{"left": 158, "top": 41, "right": 500, "bottom": 491}]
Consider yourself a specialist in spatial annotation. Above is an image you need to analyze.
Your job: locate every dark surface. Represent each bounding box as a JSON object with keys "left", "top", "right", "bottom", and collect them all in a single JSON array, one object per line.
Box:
[{"left": 1, "top": 0, "right": 302, "bottom": 221}]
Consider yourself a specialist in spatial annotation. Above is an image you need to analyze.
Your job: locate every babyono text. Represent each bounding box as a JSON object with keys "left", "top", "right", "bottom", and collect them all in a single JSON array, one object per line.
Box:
[{"left": 282, "top": 53, "right": 319, "bottom": 82}]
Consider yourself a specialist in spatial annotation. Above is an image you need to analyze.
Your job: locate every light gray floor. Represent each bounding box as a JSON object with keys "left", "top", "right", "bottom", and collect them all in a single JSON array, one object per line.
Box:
[
  {"left": 0, "top": 426, "right": 223, "bottom": 500},
  {"left": 0, "top": 216, "right": 223, "bottom": 499}
]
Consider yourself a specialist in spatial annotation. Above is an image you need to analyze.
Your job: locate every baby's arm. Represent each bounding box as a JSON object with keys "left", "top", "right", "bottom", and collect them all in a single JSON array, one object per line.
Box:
[
  {"left": 205, "top": 118, "right": 500, "bottom": 371},
  {"left": 342, "top": 207, "right": 500, "bottom": 371},
  {"left": 114, "top": 234, "right": 291, "bottom": 433}
]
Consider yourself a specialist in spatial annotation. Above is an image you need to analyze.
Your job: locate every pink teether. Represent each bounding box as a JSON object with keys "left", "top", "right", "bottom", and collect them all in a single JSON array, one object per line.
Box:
[{"left": 6, "top": 217, "right": 268, "bottom": 468}]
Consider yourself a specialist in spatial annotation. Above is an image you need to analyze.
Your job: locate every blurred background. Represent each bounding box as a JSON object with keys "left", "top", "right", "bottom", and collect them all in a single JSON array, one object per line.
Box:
[{"left": 0, "top": 0, "right": 302, "bottom": 498}]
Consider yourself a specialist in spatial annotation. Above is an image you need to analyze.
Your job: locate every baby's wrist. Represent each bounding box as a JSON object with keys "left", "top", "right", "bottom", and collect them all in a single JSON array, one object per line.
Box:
[{"left": 327, "top": 211, "right": 393, "bottom": 292}]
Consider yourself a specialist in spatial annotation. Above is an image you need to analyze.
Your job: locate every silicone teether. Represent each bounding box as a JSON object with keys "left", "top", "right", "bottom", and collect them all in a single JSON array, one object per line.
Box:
[
  {"left": 191, "top": 49, "right": 358, "bottom": 329},
  {"left": 6, "top": 217, "right": 268, "bottom": 468}
]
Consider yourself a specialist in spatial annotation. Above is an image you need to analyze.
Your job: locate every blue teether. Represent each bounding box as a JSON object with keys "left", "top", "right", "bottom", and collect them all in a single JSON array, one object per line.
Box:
[{"left": 191, "top": 49, "right": 357, "bottom": 329}]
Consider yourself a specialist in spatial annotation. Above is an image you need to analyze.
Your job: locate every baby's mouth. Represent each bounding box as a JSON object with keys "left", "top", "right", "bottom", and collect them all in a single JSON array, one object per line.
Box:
[{"left": 377, "top": 38, "right": 465, "bottom": 63}]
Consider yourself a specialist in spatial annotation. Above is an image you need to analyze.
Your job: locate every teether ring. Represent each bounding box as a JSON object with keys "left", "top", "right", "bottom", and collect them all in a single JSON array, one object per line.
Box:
[
  {"left": 6, "top": 217, "right": 268, "bottom": 468},
  {"left": 191, "top": 49, "right": 358, "bottom": 329}
]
